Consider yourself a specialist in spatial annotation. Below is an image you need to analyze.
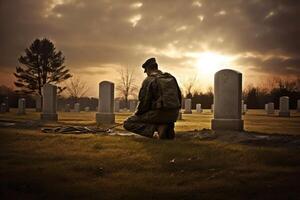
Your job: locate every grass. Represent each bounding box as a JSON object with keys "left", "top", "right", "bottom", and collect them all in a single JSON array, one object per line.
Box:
[{"left": 0, "top": 109, "right": 300, "bottom": 199}]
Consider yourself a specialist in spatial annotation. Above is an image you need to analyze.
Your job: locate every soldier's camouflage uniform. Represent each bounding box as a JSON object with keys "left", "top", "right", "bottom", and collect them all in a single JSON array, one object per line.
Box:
[{"left": 123, "top": 70, "right": 181, "bottom": 138}]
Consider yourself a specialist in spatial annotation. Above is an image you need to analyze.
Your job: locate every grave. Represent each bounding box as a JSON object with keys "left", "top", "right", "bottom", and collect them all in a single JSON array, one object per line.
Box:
[
  {"left": 74, "top": 103, "right": 80, "bottom": 112},
  {"left": 184, "top": 99, "right": 192, "bottom": 114},
  {"left": 279, "top": 96, "right": 290, "bottom": 117},
  {"left": 114, "top": 100, "right": 120, "bottom": 112},
  {"left": 96, "top": 81, "right": 115, "bottom": 124},
  {"left": 40, "top": 84, "right": 58, "bottom": 121},
  {"left": 211, "top": 69, "right": 243, "bottom": 131},
  {"left": 17, "top": 98, "right": 26, "bottom": 115},
  {"left": 196, "top": 104, "right": 202, "bottom": 113},
  {"left": 266, "top": 102, "right": 275, "bottom": 115}
]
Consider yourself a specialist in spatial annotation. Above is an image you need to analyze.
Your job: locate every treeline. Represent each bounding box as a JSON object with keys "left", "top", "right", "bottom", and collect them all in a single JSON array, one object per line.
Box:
[{"left": 187, "top": 77, "right": 300, "bottom": 109}]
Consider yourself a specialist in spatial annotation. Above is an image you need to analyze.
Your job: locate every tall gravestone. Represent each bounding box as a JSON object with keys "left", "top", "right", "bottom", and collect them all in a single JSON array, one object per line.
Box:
[
  {"left": 35, "top": 95, "right": 42, "bottom": 112},
  {"left": 184, "top": 99, "right": 192, "bottom": 114},
  {"left": 129, "top": 100, "right": 138, "bottom": 112},
  {"left": 114, "top": 100, "right": 120, "bottom": 112},
  {"left": 74, "top": 103, "right": 80, "bottom": 112},
  {"left": 266, "top": 102, "right": 274, "bottom": 115},
  {"left": 17, "top": 98, "right": 26, "bottom": 115},
  {"left": 211, "top": 104, "right": 214, "bottom": 113},
  {"left": 265, "top": 104, "right": 268, "bottom": 112},
  {"left": 241, "top": 100, "right": 245, "bottom": 115},
  {"left": 96, "top": 81, "right": 115, "bottom": 124},
  {"left": 279, "top": 96, "right": 290, "bottom": 117},
  {"left": 211, "top": 69, "right": 243, "bottom": 131},
  {"left": 196, "top": 104, "right": 202, "bottom": 113},
  {"left": 40, "top": 84, "right": 58, "bottom": 121},
  {"left": 297, "top": 100, "right": 300, "bottom": 112}
]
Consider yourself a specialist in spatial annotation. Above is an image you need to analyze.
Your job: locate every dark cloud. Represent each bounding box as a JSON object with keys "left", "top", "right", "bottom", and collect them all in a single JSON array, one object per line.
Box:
[{"left": 0, "top": 0, "right": 300, "bottom": 80}]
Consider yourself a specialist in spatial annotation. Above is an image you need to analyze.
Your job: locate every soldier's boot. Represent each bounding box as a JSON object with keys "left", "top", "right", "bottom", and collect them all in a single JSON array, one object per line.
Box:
[
  {"left": 166, "top": 123, "right": 175, "bottom": 139},
  {"left": 157, "top": 124, "right": 169, "bottom": 139}
]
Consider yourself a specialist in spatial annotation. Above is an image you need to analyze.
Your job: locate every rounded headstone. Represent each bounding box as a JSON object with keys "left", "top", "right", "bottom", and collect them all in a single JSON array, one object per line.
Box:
[
  {"left": 279, "top": 96, "right": 290, "bottom": 117},
  {"left": 211, "top": 69, "right": 243, "bottom": 131}
]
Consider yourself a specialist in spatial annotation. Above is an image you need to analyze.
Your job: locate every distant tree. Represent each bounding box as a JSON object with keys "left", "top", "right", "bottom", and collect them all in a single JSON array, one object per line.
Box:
[
  {"left": 64, "top": 76, "right": 89, "bottom": 99},
  {"left": 183, "top": 76, "right": 198, "bottom": 98},
  {"left": 116, "top": 66, "right": 138, "bottom": 106},
  {"left": 14, "top": 38, "right": 72, "bottom": 95}
]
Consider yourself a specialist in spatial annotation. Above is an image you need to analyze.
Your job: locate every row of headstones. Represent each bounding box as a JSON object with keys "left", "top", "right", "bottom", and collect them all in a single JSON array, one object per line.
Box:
[
  {"left": 39, "top": 82, "right": 137, "bottom": 124},
  {"left": 264, "top": 97, "right": 299, "bottom": 117},
  {"left": 181, "top": 99, "right": 248, "bottom": 115}
]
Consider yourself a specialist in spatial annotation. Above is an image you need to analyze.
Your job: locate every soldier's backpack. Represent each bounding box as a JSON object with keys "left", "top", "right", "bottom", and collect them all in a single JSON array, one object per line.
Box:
[{"left": 153, "top": 72, "right": 181, "bottom": 110}]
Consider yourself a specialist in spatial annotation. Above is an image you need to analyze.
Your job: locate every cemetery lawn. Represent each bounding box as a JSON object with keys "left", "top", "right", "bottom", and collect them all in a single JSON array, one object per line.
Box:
[{"left": 0, "top": 109, "right": 300, "bottom": 199}]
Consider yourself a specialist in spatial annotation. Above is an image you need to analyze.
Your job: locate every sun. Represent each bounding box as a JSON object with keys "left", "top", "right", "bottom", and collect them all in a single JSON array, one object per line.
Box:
[{"left": 196, "top": 52, "right": 234, "bottom": 76}]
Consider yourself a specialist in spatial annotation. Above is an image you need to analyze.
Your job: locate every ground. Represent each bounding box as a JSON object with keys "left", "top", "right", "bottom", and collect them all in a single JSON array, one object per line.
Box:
[{"left": 0, "top": 109, "right": 300, "bottom": 199}]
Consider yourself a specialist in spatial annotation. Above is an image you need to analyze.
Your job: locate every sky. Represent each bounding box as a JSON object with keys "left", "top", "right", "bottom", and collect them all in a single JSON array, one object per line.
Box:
[{"left": 0, "top": 0, "right": 300, "bottom": 97}]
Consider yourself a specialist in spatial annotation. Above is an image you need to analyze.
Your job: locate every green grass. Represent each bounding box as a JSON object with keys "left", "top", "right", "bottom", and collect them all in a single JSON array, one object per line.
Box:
[{"left": 0, "top": 109, "right": 300, "bottom": 199}]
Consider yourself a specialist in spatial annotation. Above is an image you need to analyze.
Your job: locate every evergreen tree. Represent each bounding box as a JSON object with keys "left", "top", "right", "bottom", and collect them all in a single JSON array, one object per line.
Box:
[{"left": 14, "top": 38, "right": 72, "bottom": 95}]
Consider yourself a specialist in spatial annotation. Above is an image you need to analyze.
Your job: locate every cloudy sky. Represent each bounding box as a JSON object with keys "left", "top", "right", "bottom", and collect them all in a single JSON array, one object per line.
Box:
[{"left": 0, "top": 0, "right": 299, "bottom": 97}]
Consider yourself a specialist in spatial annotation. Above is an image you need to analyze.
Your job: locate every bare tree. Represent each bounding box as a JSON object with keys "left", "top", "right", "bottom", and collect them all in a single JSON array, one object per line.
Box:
[
  {"left": 116, "top": 66, "right": 138, "bottom": 106},
  {"left": 64, "top": 76, "right": 89, "bottom": 99},
  {"left": 183, "top": 76, "right": 198, "bottom": 98}
]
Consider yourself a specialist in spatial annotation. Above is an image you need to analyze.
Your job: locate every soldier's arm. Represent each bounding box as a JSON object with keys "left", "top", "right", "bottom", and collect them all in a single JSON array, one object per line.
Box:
[{"left": 135, "top": 78, "right": 153, "bottom": 115}]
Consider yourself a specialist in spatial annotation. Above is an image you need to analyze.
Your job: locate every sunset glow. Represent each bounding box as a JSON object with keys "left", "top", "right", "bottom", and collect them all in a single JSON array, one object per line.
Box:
[{"left": 195, "top": 52, "right": 235, "bottom": 77}]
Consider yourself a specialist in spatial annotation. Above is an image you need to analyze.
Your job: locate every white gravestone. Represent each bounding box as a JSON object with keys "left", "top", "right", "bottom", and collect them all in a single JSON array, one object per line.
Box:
[
  {"left": 265, "top": 104, "right": 268, "bottom": 112},
  {"left": 84, "top": 106, "right": 90, "bottom": 112},
  {"left": 279, "top": 96, "right": 290, "bottom": 117},
  {"left": 129, "top": 100, "right": 138, "bottom": 112},
  {"left": 211, "top": 104, "right": 214, "bottom": 113},
  {"left": 35, "top": 95, "right": 42, "bottom": 112},
  {"left": 184, "top": 99, "right": 192, "bottom": 114},
  {"left": 40, "top": 84, "right": 58, "bottom": 121},
  {"left": 177, "top": 111, "right": 182, "bottom": 120},
  {"left": 74, "top": 103, "right": 80, "bottom": 112},
  {"left": 96, "top": 81, "right": 115, "bottom": 124},
  {"left": 211, "top": 69, "right": 244, "bottom": 131},
  {"left": 266, "top": 102, "right": 275, "bottom": 115},
  {"left": 196, "top": 104, "right": 202, "bottom": 113},
  {"left": 114, "top": 100, "right": 120, "bottom": 112},
  {"left": 243, "top": 104, "right": 247, "bottom": 113},
  {"left": 241, "top": 100, "right": 245, "bottom": 115},
  {"left": 17, "top": 98, "right": 26, "bottom": 115}
]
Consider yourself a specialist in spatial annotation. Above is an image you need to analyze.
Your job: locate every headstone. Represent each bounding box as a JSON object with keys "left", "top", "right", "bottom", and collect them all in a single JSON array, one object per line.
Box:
[
  {"left": 177, "top": 111, "right": 182, "bottom": 120},
  {"left": 184, "top": 99, "right": 192, "bottom": 114},
  {"left": 17, "top": 98, "right": 26, "bottom": 115},
  {"left": 241, "top": 100, "right": 245, "bottom": 115},
  {"left": 96, "top": 81, "right": 115, "bottom": 124},
  {"left": 0, "top": 103, "right": 6, "bottom": 113},
  {"left": 129, "top": 100, "right": 138, "bottom": 112},
  {"left": 297, "top": 100, "right": 300, "bottom": 112},
  {"left": 196, "top": 104, "right": 202, "bottom": 113},
  {"left": 211, "top": 69, "right": 243, "bottom": 131},
  {"left": 3, "top": 97, "right": 9, "bottom": 112},
  {"left": 265, "top": 104, "right": 268, "bottom": 111},
  {"left": 40, "top": 84, "right": 58, "bottom": 121},
  {"left": 74, "top": 103, "right": 80, "bottom": 112},
  {"left": 84, "top": 106, "right": 90, "bottom": 112},
  {"left": 114, "top": 100, "right": 120, "bottom": 112},
  {"left": 35, "top": 95, "right": 42, "bottom": 112},
  {"left": 243, "top": 104, "right": 247, "bottom": 113},
  {"left": 211, "top": 104, "right": 214, "bottom": 113},
  {"left": 65, "top": 104, "right": 70, "bottom": 112},
  {"left": 279, "top": 96, "right": 290, "bottom": 117},
  {"left": 266, "top": 102, "right": 274, "bottom": 115}
]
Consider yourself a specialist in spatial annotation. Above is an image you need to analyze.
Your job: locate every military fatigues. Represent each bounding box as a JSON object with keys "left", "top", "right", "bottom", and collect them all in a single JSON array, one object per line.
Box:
[{"left": 123, "top": 70, "right": 181, "bottom": 138}]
